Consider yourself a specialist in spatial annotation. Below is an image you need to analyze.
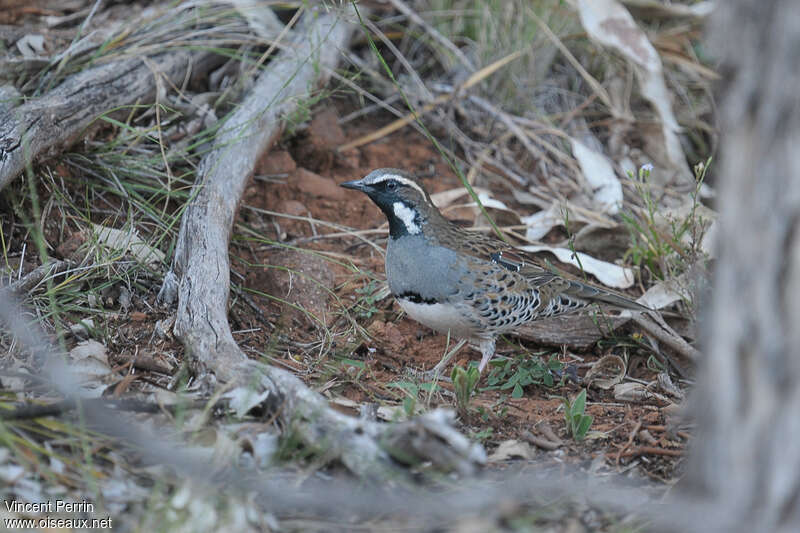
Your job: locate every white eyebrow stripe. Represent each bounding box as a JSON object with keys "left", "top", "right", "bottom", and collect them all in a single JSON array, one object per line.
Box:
[{"left": 368, "top": 173, "right": 426, "bottom": 197}]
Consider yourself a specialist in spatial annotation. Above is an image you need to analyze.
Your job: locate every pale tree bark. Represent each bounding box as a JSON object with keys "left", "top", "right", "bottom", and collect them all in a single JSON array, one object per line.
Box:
[{"left": 684, "top": 1, "right": 800, "bottom": 531}]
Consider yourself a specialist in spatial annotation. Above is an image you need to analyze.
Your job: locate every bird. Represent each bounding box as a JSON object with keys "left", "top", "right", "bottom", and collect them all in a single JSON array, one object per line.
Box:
[{"left": 341, "top": 168, "right": 647, "bottom": 373}]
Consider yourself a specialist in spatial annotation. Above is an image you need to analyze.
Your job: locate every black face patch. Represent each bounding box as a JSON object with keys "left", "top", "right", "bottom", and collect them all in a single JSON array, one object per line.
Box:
[{"left": 395, "top": 291, "right": 438, "bottom": 305}]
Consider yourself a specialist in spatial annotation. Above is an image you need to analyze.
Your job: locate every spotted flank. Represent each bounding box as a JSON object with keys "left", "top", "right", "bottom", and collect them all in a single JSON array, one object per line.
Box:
[
  {"left": 540, "top": 293, "right": 589, "bottom": 317},
  {"left": 466, "top": 287, "right": 543, "bottom": 333}
]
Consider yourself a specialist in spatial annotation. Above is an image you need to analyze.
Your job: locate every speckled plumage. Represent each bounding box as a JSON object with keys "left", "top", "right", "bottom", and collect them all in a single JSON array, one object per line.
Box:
[{"left": 342, "top": 168, "right": 645, "bottom": 372}]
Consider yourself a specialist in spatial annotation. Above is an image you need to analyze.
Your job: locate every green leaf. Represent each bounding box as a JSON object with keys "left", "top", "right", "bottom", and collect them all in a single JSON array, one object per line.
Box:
[
  {"left": 388, "top": 381, "right": 417, "bottom": 390},
  {"left": 403, "top": 396, "right": 416, "bottom": 416},
  {"left": 512, "top": 383, "right": 523, "bottom": 399},
  {"left": 452, "top": 365, "right": 479, "bottom": 410},
  {"left": 466, "top": 367, "right": 480, "bottom": 388},
  {"left": 572, "top": 389, "right": 587, "bottom": 416},
  {"left": 419, "top": 382, "right": 439, "bottom": 392},
  {"left": 575, "top": 415, "right": 593, "bottom": 440}
]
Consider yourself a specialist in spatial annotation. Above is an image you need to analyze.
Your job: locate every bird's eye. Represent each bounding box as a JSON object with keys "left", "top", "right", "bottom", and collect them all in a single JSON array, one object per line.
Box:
[{"left": 386, "top": 181, "right": 397, "bottom": 191}]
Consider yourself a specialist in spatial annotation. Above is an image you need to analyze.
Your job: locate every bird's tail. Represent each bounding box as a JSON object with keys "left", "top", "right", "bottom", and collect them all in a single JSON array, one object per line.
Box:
[{"left": 566, "top": 279, "right": 650, "bottom": 312}]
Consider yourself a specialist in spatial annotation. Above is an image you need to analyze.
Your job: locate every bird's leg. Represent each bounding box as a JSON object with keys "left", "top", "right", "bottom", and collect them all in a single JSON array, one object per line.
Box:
[{"left": 477, "top": 337, "right": 496, "bottom": 373}]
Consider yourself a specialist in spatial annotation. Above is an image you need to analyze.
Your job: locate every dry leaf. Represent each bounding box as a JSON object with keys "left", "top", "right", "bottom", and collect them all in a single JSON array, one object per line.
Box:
[
  {"left": 69, "top": 340, "right": 111, "bottom": 397},
  {"left": 614, "top": 381, "right": 648, "bottom": 402},
  {"left": 488, "top": 440, "right": 535, "bottom": 462},
  {"left": 16, "top": 34, "right": 46, "bottom": 58},
  {"left": 224, "top": 387, "right": 271, "bottom": 418},
  {"left": 69, "top": 340, "right": 109, "bottom": 369},
  {"left": 622, "top": 0, "right": 714, "bottom": 19},
  {"left": 521, "top": 203, "right": 564, "bottom": 241},
  {"left": 584, "top": 354, "right": 626, "bottom": 389},
  {"left": 635, "top": 277, "right": 688, "bottom": 310},
  {"left": 575, "top": 0, "right": 689, "bottom": 181},
  {"left": 519, "top": 244, "right": 635, "bottom": 289},
  {"left": 571, "top": 137, "right": 623, "bottom": 215},
  {"left": 430, "top": 187, "right": 491, "bottom": 208},
  {"left": 92, "top": 224, "right": 166, "bottom": 265}
]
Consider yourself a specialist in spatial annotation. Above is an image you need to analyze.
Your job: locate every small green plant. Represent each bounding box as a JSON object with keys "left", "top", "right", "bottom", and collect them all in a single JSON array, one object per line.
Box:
[
  {"left": 339, "top": 358, "right": 366, "bottom": 381},
  {"left": 622, "top": 160, "right": 712, "bottom": 283},
  {"left": 388, "top": 381, "right": 438, "bottom": 417},
  {"left": 483, "top": 353, "right": 563, "bottom": 398},
  {"left": 470, "top": 426, "right": 494, "bottom": 442},
  {"left": 354, "top": 280, "right": 382, "bottom": 319},
  {"left": 451, "top": 364, "right": 480, "bottom": 412},
  {"left": 563, "top": 389, "right": 593, "bottom": 441}
]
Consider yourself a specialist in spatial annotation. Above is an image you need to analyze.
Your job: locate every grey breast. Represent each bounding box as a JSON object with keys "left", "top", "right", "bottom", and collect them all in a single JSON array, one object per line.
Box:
[{"left": 385, "top": 235, "right": 467, "bottom": 302}]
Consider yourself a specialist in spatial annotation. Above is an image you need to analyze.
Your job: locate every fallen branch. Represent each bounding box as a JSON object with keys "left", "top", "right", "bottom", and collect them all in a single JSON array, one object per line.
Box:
[
  {"left": 633, "top": 313, "right": 701, "bottom": 362},
  {"left": 521, "top": 430, "right": 562, "bottom": 451},
  {"left": 0, "top": 396, "right": 201, "bottom": 421},
  {"left": 619, "top": 446, "right": 684, "bottom": 458},
  {"left": 3, "top": 259, "right": 69, "bottom": 293},
  {"left": 0, "top": 48, "right": 217, "bottom": 190},
  {"left": 615, "top": 420, "right": 643, "bottom": 466},
  {"left": 515, "top": 313, "right": 628, "bottom": 349},
  {"left": 165, "top": 5, "right": 484, "bottom": 481}
]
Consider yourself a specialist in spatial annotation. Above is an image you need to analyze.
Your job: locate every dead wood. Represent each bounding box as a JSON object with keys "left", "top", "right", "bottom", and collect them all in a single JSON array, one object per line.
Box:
[
  {"left": 2, "top": 258, "right": 69, "bottom": 293},
  {"left": 632, "top": 313, "right": 700, "bottom": 362},
  {"left": 517, "top": 310, "right": 693, "bottom": 383},
  {"left": 165, "top": 5, "right": 485, "bottom": 481},
  {"left": 515, "top": 314, "right": 629, "bottom": 349},
  {"left": 0, "top": 49, "right": 216, "bottom": 191}
]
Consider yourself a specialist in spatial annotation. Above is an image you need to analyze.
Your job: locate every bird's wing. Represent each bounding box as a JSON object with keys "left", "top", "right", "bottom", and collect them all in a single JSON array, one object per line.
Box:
[{"left": 442, "top": 225, "right": 648, "bottom": 311}]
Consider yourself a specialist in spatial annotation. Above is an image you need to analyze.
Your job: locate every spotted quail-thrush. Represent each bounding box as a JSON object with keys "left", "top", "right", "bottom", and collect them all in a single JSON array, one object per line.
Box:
[{"left": 341, "top": 168, "right": 646, "bottom": 372}]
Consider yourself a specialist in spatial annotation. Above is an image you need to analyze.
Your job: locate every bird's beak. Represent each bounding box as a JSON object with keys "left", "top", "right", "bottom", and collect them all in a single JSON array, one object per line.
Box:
[{"left": 340, "top": 179, "right": 367, "bottom": 191}]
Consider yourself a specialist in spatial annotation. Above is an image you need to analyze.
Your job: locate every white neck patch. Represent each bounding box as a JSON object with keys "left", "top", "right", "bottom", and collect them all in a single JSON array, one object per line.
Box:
[{"left": 392, "top": 202, "right": 421, "bottom": 234}]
